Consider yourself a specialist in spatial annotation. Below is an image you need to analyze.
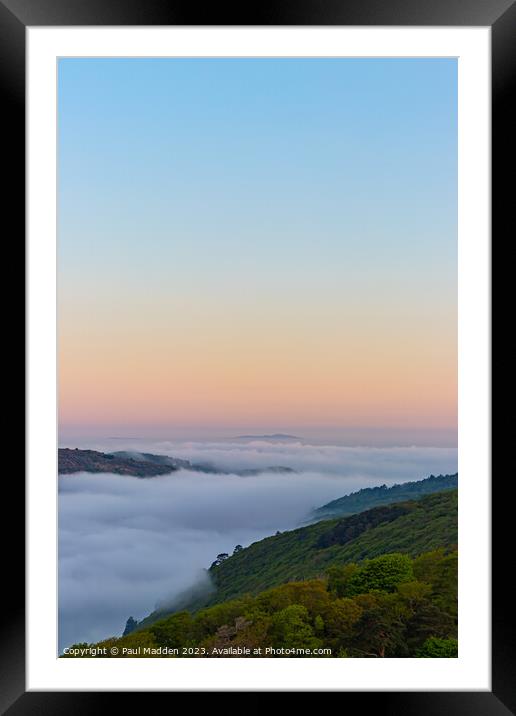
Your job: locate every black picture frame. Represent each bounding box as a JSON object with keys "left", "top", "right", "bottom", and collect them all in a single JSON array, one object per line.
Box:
[{"left": 4, "top": 0, "right": 510, "bottom": 710}]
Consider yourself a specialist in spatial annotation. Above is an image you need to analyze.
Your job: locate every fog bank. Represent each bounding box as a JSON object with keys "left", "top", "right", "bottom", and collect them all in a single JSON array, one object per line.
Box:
[{"left": 59, "top": 441, "right": 457, "bottom": 651}]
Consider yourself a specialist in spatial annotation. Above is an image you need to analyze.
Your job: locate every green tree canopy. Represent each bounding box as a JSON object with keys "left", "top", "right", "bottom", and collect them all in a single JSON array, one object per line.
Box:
[
  {"left": 416, "top": 636, "right": 458, "bottom": 658},
  {"left": 346, "top": 553, "right": 414, "bottom": 597},
  {"left": 270, "top": 604, "right": 322, "bottom": 651}
]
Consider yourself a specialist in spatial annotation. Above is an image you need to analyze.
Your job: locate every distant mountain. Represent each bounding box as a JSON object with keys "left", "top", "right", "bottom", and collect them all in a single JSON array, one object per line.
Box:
[
  {"left": 311, "top": 473, "right": 458, "bottom": 520},
  {"left": 58, "top": 448, "right": 294, "bottom": 478},
  {"left": 110, "top": 451, "right": 192, "bottom": 469},
  {"left": 232, "top": 433, "right": 301, "bottom": 441}
]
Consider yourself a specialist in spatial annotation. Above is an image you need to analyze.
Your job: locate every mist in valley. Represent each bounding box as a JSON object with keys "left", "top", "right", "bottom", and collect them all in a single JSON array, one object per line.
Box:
[{"left": 58, "top": 438, "right": 458, "bottom": 651}]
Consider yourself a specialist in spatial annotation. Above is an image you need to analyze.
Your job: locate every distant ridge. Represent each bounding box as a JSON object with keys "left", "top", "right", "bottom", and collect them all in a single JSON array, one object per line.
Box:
[
  {"left": 58, "top": 448, "right": 177, "bottom": 477},
  {"left": 58, "top": 448, "right": 295, "bottom": 477},
  {"left": 232, "top": 433, "right": 301, "bottom": 441},
  {"left": 312, "top": 473, "right": 458, "bottom": 520}
]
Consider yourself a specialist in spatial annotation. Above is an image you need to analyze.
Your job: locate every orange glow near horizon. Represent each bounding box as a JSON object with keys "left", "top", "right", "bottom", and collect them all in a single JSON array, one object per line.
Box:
[{"left": 58, "top": 290, "right": 457, "bottom": 430}]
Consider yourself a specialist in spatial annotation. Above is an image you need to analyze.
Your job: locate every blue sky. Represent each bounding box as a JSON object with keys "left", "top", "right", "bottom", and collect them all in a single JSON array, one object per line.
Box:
[{"left": 58, "top": 58, "right": 457, "bottom": 286}]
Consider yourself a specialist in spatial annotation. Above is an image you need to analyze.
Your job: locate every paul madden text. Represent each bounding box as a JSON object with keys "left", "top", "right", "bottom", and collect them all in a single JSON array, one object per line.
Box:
[{"left": 62, "top": 645, "right": 332, "bottom": 657}]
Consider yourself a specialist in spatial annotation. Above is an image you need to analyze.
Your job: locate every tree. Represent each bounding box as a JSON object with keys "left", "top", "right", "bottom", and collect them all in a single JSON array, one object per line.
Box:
[
  {"left": 404, "top": 602, "right": 456, "bottom": 653},
  {"left": 324, "top": 597, "right": 363, "bottom": 648},
  {"left": 314, "top": 615, "right": 325, "bottom": 633},
  {"left": 397, "top": 580, "right": 432, "bottom": 609},
  {"left": 257, "top": 580, "right": 330, "bottom": 616},
  {"left": 270, "top": 604, "right": 322, "bottom": 652},
  {"left": 210, "top": 552, "right": 230, "bottom": 569},
  {"left": 413, "top": 549, "right": 458, "bottom": 620},
  {"left": 346, "top": 553, "right": 414, "bottom": 597},
  {"left": 151, "top": 611, "right": 194, "bottom": 649},
  {"left": 233, "top": 545, "right": 243, "bottom": 554},
  {"left": 327, "top": 563, "right": 360, "bottom": 598},
  {"left": 416, "top": 637, "right": 458, "bottom": 658},
  {"left": 194, "top": 596, "right": 255, "bottom": 639},
  {"left": 350, "top": 593, "right": 410, "bottom": 657}
]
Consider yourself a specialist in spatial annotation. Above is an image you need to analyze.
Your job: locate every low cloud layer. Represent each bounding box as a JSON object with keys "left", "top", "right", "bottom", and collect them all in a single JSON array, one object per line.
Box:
[
  {"left": 81, "top": 436, "right": 458, "bottom": 479},
  {"left": 59, "top": 440, "right": 457, "bottom": 651}
]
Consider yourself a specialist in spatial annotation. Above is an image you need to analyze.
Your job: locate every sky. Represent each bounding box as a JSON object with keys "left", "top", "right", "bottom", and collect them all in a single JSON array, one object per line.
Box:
[{"left": 58, "top": 58, "right": 457, "bottom": 445}]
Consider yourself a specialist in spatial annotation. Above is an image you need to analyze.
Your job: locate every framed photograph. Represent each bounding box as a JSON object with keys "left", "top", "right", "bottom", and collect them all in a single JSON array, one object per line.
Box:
[{"left": 4, "top": 0, "right": 510, "bottom": 709}]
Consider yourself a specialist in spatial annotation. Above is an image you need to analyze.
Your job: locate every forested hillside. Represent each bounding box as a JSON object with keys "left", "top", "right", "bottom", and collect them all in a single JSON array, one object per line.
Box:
[
  {"left": 64, "top": 548, "right": 457, "bottom": 658},
  {"left": 134, "top": 489, "right": 457, "bottom": 630},
  {"left": 62, "top": 489, "right": 457, "bottom": 657},
  {"left": 203, "top": 490, "right": 457, "bottom": 608}
]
